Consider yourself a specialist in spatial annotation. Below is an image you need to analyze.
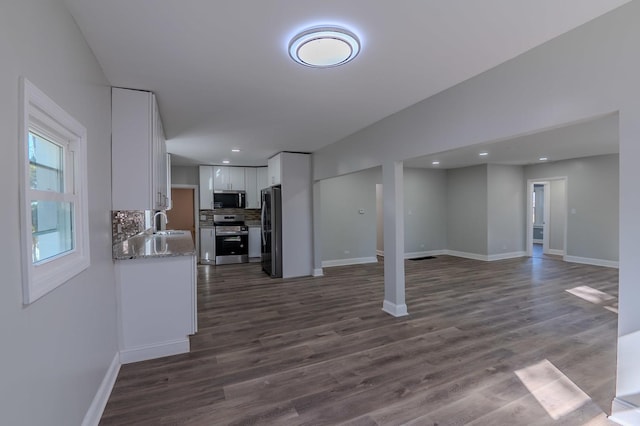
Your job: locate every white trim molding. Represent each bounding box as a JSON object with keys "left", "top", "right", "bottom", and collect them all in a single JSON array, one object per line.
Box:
[
  {"left": 382, "top": 300, "right": 408, "bottom": 317},
  {"left": 564, "top": 255, "right": 619, "bottom": 269},
  {"left": 445, "top": 250, "right": 488, "bottom": 261},
  {"left": 547, "top": 249, "right": 565, "bottom": 256},
  {"left": 81, "top": 353, "right": 120, "bottom": 426},
  {"left": 322, "top": 256, "right": 378, "bottom": 268},
  {"left": 312, "top": 268, "right": 324, "bottom": 277},
  {"left": 405, "top": 250, "right": 446, "bottom": 259},
  {"left": 486, "top": 251, "right": 528, "bottom": 261},
  {"left": 119, "top": 338, "right": 190, "bottom": 364},
  {"left": 610, "top": 397, "right": 640, "bottom": 426}
]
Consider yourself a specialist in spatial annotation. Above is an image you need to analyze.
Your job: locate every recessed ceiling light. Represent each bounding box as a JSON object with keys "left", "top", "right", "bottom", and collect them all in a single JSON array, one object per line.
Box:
[
  {"left": 479, "top": 152, "right": 488, "bottom": 156},
  {"left": 231, "top": 149, "right": 240, "bottom": 153},
  {"left": 432, "top": 161, "right": 440, "bottom": 166},
  {"left": 289, "top": 26, "right": 360, "bottom": 68},
  {"left": 222, "top": 160, "right": 230, "bottom": 164},
  {"left": 539, "top": 157, "right": 548, "bottom": 161}
]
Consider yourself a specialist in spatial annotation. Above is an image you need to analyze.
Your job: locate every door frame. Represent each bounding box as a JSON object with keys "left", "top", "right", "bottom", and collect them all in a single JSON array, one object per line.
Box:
[
  {"left": 171, "top": 184, "right": 200, "bottom": 255},
  {"left": 526, "top": 177, "right": 568, "bottom": 258}
]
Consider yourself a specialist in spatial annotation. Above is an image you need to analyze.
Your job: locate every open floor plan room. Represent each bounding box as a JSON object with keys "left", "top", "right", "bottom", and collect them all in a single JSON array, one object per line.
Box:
[{"left": 100, "top": 256, "right": 618, "bottom": 425}]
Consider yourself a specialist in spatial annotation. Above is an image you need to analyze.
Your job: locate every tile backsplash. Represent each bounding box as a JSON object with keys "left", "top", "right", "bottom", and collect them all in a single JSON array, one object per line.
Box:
[
  {"left": 199, "top": 209, "right": 260, "bottom": 226},
  {"left": 112, "top": 210, "right": 147, "bottom": 245}
]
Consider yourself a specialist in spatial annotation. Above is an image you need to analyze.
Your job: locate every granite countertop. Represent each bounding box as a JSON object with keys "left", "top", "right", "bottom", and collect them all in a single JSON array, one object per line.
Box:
[
  {"left": 113, "top": 230, "right": 196, "bottom": 260},
  {"left": 245, "top": 220, "right": 261, "bottom": 227}
]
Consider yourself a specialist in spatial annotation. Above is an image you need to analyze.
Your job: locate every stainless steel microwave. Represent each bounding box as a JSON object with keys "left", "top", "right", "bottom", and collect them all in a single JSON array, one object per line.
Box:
[{"left": 213, "top": 190, "right": 246, "bottom": 209}]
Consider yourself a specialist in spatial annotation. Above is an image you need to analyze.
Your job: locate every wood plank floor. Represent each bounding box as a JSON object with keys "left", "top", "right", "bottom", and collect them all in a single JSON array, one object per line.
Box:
[{"left": 100, "top": 255, "right": 619, "bottom": 425}]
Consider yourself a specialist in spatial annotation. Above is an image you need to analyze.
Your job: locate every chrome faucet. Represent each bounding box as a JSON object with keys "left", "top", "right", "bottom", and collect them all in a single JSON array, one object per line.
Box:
[{"left": 153, "top": 211, "right": 168, "bottom": 234}]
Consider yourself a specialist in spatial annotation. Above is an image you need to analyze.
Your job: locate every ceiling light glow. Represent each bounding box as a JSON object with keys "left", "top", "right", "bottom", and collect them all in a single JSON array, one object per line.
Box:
[
  {"left": 539, "top": 157, "right": 548, "bottom": 161},
  {"left": 479, "top": 152, "right": 488, "bottom": 156},
  {"left": 432, "top": 161, "right": 440, "bottom": 165},
  {"left": 289, "top": 26, "right": 360, "bottom": 68},
  {"left": 231, "top": 149, "right": 240, "bottom": 152},
  {"left": 222, "top": 160, "right": 230, "bottom": 164}
]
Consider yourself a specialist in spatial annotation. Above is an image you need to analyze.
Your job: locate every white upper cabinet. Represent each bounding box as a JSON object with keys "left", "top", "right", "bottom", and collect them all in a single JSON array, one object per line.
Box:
[
  {"left": 244, "top": 167, "right": 258, "bottom": 209},
  {"left": 199, "top": 165, "right": 214, "bottom": 209},
  {"left": 257, "top": 167, "right": 269, "bottom": 193},
  {"left": 112, "top": 87, "right": 169, "bottom": 210},
  {"left": 213, "top": 166, "right": 245, "bottom": 190},
  {"left": 268, "top": 154, "right": 281, "bottom": 186}
]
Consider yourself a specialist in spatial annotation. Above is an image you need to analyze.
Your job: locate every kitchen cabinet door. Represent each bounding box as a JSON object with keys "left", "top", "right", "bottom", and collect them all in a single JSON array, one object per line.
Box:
[
  {"left": 268, "top": 154, "right": 281, "bottom": 186},
  {"left": 248, "top": 227, "right": 261, "bottom": 258},
  {"left": 212, "top": 166, "right": 246, "bottom": 191},
  {"left": 199, "top": 227, "right": 215, "bottom": 263},
  {"left": 112, "top": 87, "right": 169, "bottom": 210},
  {"left": 244, "top": 167, "right": 258, "bottom": 209},
  {"left": 228, "top": 167, "right": 245, "bottom": 190},
  {"left": 212, "top": 166, "right": 228, "bottom": 190},
  {"left": 257, "top": 167, "right": 269, "bottom": 191},
  {"left": 199, "top": 166, "right": 214, "bottom": 209}
]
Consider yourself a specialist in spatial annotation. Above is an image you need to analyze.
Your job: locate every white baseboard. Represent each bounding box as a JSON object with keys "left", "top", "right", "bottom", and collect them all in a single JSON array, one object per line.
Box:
[
  {"left": 312, "top": 268, "right": 324, "bottom": 277},
  {"left": 405, "top": 250, "right": 446, "bottom": 259},
  {"left": 322, "top": 256, "right": 378, "bottom": 268},
  {"left": 445, "top": 250, "right": 489, "bottom": 261},
  {"left": 564, "top": 255, "right": 619, "bottom": 269},
  {"left": 533, "top": 239, "right": 543, "bottom": 244},
  {"left": 382, "top": 300, "right": 408, "bottom": 317},
  {"left": 81, "top": 352, "right": 120, "bottom": 426},
  {"left": 486, "top": 251, "right": 527, "bottom": 261},
  {"left": 610, "top": 397, "right": 640, "bottom": 425},
  {"left": 376, "top": 250, "right": 384, "bottom": 257},
  {"left": 119, "top": 338, "right": 190, "bottom": 364},
  {"left": 548, "top": 249, "right": 565, "bottom": 256}
]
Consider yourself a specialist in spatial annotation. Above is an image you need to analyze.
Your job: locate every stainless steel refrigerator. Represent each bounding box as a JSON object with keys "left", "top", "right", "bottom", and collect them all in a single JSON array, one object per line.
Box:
[{"left": 261, "top": 186, "right": 282, "bottom": 277}]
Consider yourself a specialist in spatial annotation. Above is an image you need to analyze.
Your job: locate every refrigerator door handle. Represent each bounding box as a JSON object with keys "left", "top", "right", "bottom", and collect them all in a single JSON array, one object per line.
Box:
[{"left": 260, "top": 199, "right": 267, "bottom": 245}]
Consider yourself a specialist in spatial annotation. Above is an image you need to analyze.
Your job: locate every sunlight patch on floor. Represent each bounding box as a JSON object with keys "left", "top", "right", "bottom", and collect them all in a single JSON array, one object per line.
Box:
[
  {"left": 566, "top": 285, "right": 618, "bottom": 313},
  {"left": 515, "top": 359, "right": 593, "bottom": 420}
]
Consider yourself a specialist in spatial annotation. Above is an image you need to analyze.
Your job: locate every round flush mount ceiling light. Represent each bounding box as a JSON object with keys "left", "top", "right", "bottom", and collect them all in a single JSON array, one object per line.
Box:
[{"left": 289, "top": 26, "right": 360, "bottom": 68}]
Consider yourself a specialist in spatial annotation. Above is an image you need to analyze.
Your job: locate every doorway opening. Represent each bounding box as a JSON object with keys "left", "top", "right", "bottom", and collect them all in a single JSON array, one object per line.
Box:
[
  {"left": 526, "top": 177, "right": 567, "bottom": 259},
  {"left": 167, "top": 185, "right": 199, "bottom": 253}
]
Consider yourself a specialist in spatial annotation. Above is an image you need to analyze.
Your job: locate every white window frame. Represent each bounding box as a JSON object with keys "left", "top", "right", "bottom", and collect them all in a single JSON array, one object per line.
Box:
[{"left": 19, "top": 78, "right": 90, "bottom": 304}]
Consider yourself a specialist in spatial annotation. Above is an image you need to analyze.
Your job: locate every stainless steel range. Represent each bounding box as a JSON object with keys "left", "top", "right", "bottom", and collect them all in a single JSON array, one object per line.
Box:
[{"left": 214, "top": 214, "right": 248, "bottom": 265}]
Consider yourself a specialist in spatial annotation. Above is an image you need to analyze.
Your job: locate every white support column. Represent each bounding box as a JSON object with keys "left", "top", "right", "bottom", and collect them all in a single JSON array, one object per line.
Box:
[
  {"left": 381, "top": 161, "right": 408, "bottom": 317},
  {"left": 611, "top": 108, "right": 640, "bottom": 425},
  {"left": 312, "top": 180, "right": 324, "bottom": 277}
]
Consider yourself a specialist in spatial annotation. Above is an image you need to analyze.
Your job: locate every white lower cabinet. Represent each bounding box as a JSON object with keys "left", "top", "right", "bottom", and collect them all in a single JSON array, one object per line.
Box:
[
  {"left": 249, "top": 226, "right": 261, "bottom": 258},
  {"left": 115, "top": 255, "right": 197, "bottom": 363},
  {"left": 200, "top": 227, "right": 215, "bottom": 263}
]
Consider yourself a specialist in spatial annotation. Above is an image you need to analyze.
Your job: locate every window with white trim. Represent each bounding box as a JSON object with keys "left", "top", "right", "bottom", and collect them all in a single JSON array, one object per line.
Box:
[{"left": 19, "top": 78, "right": 90, "bottom": 304}]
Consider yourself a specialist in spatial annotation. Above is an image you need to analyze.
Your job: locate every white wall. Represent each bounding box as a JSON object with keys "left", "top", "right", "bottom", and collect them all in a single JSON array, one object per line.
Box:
[
  {"left": 446, "top": 165, "right": 488, "bottom": 255},
  {"left": 487, "top": 165, "right": 526, "bottom": 256},
  {"left": 320, "top": 168, "right": 379, "bottom": 263},
  {"left": 0, "top": 0, "right": 117, "bottom": 425},
  {"left": 403, "top": 168, "right": 448, "bottom": 254},
  {"left": 171, "top": 165, "right": 199, "bottom": 186},
  {"left": 524, "top": 154, "right": 618, "bottom": 262},
  {"left": 321, "top": 167, "right": 447, "bottom": 263},
  {"left": 549, "top": 180, "right": 567, "bottom": 252}
]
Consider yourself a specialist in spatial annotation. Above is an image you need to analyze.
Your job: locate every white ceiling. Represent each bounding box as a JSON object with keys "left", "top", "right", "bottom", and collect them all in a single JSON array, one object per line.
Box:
[
  {"left": 404, "top": 113, "right": 619, "bottom": 169},
  {"left": 63, "top": 0, "right": 628, "bottom": 167}
]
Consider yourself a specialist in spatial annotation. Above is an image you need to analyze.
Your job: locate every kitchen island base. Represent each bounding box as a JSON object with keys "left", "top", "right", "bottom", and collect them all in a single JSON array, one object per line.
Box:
[{"left": 115, "top": 253, "right": 197, "bottom": 364}]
